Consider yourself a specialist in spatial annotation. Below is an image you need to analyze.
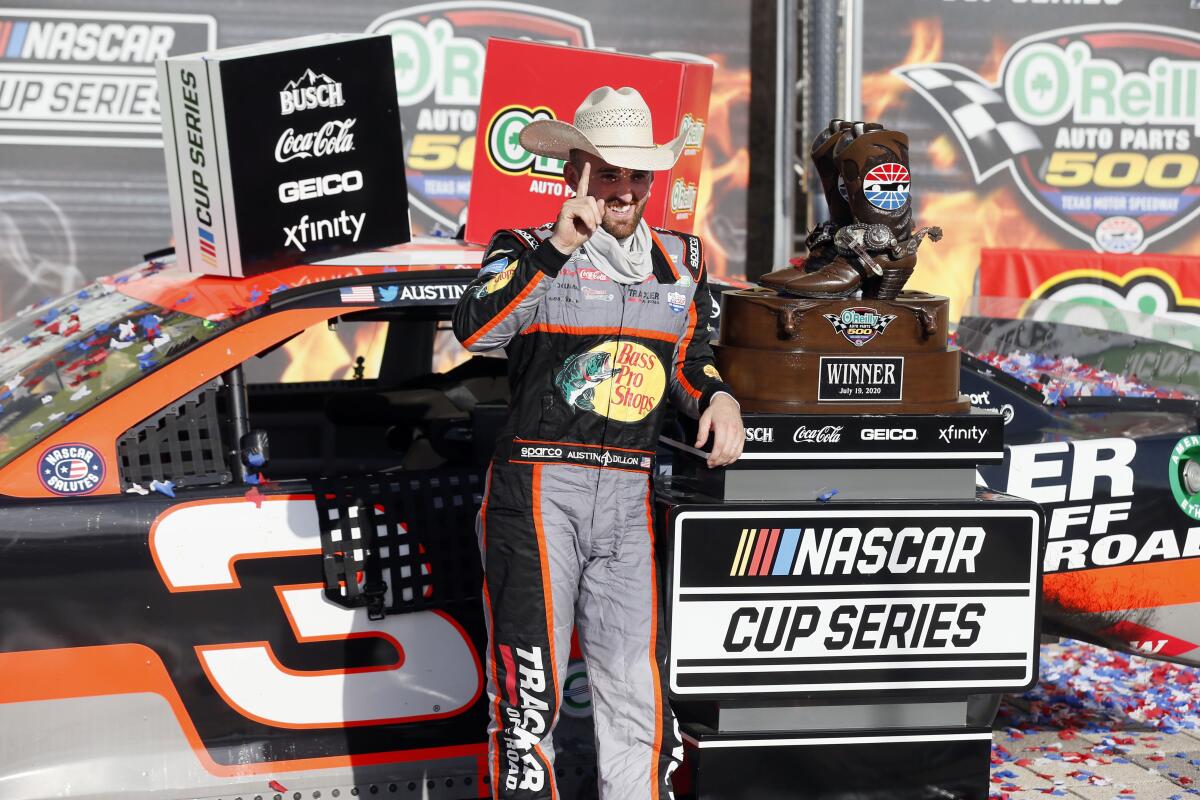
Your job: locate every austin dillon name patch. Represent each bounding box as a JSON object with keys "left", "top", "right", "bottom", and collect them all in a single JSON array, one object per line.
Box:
[
  {"left": 818, "top": 356, "right": 903, "bottom": 402},
  {"left": 668, "top": 505, "right": 1041, "bottom": 695}
]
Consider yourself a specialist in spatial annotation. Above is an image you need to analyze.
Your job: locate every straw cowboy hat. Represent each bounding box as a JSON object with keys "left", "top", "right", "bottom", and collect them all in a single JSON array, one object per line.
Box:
[{"left": 519, "top": 86, "right": 691, "bottom": 172}]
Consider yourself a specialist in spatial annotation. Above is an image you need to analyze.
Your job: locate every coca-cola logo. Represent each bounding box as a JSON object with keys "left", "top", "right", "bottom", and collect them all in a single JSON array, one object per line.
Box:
[
  {"left": 275, "top": 118, "right": 356, "bottom": 163},
  {"left": 792, "top": 425, "right": 842, "bottom": 444}
]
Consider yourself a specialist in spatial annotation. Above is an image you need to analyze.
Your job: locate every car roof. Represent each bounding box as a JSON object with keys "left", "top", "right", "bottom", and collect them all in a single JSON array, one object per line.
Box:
[{"left": 111, "top": 237, "right": 486, "bottom": 321}]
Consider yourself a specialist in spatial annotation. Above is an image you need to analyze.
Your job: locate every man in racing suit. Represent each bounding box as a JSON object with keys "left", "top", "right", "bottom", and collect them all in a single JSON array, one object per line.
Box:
[{"left": 453, "top": 86, "right": 743, "bottom": 800}]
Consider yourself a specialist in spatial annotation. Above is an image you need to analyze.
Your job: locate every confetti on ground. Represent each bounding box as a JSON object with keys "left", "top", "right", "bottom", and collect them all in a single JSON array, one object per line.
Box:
[{"left": 994, "top": 640, "right": 1200, "bottom": 797}]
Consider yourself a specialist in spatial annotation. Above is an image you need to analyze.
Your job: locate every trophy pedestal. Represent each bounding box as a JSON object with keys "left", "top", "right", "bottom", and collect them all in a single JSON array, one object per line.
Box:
[
  {"left": 714, "top": 289, "right": 969, "bottom": 414},
  {"left": 657, "top": 410, "right": 1043, "bottom": 800}
]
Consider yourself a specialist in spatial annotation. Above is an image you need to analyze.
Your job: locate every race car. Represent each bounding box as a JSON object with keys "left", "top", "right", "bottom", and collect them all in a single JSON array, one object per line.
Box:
[
  {"left": 956, "top": 297, "right": 1200, "bottom": 665},
  {"left": 0, "top": 239, "right": 611, "bottom": 800},
  {"left": 3, "top": 241, "right": 1197, "bottom": 800}
]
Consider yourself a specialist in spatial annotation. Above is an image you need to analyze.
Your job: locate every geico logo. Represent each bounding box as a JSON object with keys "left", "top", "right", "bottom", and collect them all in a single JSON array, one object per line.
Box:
[
  {"left": 520, "top": 447, "right": 562, "bottom": 459},
  {"left": 278, "top": 170, "right": 364, "bottom": 204},
  {"left": 745, "top": 427, "right": 773, "bottom": 443},
  {"left": 861, "top": 427, "right": 916, "bottom": 441}
]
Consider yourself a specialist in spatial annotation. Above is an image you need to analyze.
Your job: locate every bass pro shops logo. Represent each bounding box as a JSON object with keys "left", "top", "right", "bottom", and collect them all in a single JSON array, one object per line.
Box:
[
  {"left": 554, "top": 341, "right": 665, "bottom": 422},
  {"left": 897, "top": 24, "right": 1200, "bottom": 254},
  {"left": 366, "top": 4, "right": 593, "bottom": 232},
  {"left": 823, "top": 306, "right": 897, "bottom": 347}
]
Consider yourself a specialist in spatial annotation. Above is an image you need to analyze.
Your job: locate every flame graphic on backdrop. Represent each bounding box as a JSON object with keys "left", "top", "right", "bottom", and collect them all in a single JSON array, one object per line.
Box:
[
  {"left": 861, "top": 18, "right": 1058, "bottom": 319},
  {"left": 695, "top": 54, "right": 751, "bottom": 282}
]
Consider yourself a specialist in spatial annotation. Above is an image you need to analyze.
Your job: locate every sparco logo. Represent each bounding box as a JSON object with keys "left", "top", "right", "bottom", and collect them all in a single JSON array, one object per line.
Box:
[
  {"left": 274, "top": 118, "right": 356, "bottom": 163},
  {"left": 745, "top": 427, "right": 774, "bottom": 443},
  {"left": 280, "top": 69, "right": 345, "bottom": 115},
  {"left": 520, "top": 446, "right": 562, "bottom": 459},
  {"left": 367, "top": 4, "right": 593, "bottom": 231},
  {"left": 898, "top": 24, "right": 1200, "bottom": 254},
  {"left": 793, "top": 425, "right": 842, "bottom": 443}
]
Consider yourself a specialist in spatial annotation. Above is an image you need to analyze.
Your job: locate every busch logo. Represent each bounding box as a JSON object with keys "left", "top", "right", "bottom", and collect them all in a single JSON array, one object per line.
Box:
[
  {"left": 670, "top": 178, "right": 698, "bottom": 213},
  {"left": 898, "top": 25, "right": 1200, "bottom": 254},
  {"left": 280, "top": 69, "right": 345, "bottom": 115},
  {"left": 745, "top": 427, "right": 774, "bottom": 443},
  {"left": 274, "top": 118, "right": 356, "bottom": 163},
  {"left": 823, "top": 307, "right": 897, "bottom": 347},
  {"left": 793, "top": 425, "right": 842, "bottom": 444}
]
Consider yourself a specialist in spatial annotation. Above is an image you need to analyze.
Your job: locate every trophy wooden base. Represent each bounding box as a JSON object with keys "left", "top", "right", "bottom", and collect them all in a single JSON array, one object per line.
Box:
[{"left": 715, "top": 289, "right": 968, "bottom": 414}]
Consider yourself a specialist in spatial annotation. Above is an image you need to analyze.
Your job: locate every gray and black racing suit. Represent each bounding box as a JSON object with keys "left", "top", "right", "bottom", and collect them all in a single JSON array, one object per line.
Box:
[{"left": 452, "top": 223, "right": 732, "bottom": 800}]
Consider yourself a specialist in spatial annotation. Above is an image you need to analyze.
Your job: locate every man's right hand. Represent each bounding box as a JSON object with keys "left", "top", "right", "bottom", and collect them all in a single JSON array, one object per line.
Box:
[{"left": 548, "top": 162, "right": 607, "bottom": 255}]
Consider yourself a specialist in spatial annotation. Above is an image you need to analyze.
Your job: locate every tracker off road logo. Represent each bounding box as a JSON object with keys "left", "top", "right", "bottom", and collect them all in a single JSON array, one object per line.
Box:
[
  {"left": 897, "top": 24, "right": 1200, "bottom": 254},
  {"left": 554, "top": 341, "right": 665, "bottom": 421},
  {"left": 823, "top": 307, "right": 897, "bottom": 347},
  {"left": 366, "top": 3, "right": 594, "bottom": 232}
]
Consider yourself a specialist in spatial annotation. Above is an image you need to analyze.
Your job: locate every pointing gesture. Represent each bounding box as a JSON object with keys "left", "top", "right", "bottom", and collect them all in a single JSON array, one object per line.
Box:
[{"left": 549, "top": 162, "right": 608, "bottom": 254}]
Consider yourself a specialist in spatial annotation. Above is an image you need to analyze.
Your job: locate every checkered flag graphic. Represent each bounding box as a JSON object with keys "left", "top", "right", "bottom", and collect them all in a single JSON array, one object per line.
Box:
[{"left": 895, "top": 63, "right": 1043, "bottom": 182}]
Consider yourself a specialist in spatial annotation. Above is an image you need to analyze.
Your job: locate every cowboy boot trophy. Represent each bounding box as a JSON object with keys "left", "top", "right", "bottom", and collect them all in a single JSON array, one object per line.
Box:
[
  {"left": 762, "top": 119, "right": 879, "bottom": 288},
  {"left": 773, "top": 124, "right": 941, "bottom": 300}
]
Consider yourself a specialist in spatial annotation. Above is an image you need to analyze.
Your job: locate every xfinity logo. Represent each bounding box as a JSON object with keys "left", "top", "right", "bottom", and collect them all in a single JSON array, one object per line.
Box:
[
  {"left": 745, "top": 427, "right": 774, "bottom": 443},
  {"left": 282, "top": 210, "right": 365, "bottom": 251},
  {"left": 861, "top": 428, "right": 917, "bottom": 441},
  {"left": 280, "top": 68, "right": 345, "bottom": 115},
  {"left": 939, "top": 425, "right": 988, "bottom": 444},
  {"left": 793, "top": 425, "right": 842, "bottom": 444},
  {"left": 278, "top": 170, "right": 363, "bottom": 204}
]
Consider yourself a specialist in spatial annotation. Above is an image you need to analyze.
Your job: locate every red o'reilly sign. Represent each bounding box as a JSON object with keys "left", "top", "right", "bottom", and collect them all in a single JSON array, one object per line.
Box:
[{"left": 157, "top": 33, "right": 410, "bottom": 277}]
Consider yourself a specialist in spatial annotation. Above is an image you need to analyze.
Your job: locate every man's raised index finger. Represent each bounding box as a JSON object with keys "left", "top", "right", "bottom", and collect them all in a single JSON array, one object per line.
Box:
[{"left": 576, "top": 161, "right": 591, "bottom": 197}]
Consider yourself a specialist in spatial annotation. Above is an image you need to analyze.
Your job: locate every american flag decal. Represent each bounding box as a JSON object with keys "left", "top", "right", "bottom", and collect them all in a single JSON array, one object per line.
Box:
[{"left": 339, "top": 286, "right": 375, "bottom": 304}]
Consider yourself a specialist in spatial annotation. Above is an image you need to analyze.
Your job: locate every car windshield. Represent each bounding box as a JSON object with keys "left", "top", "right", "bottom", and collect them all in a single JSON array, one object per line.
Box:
[{"left": 0, "top": 279, "right": 235, "bottom": 469}]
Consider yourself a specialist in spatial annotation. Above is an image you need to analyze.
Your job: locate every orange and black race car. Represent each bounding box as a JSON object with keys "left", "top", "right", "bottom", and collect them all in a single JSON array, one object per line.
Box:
[
  {"left": 0, "top": 240, "right": 609, "bottom": 800},
  {"left": 3, "top": 241, "right": 1200, "bottom": 800}
]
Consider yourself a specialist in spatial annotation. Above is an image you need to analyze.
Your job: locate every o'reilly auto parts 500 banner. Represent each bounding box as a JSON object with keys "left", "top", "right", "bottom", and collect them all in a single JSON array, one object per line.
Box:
[
  {"left": 857, "top": 0, "right": 1200, "bottom": 318},
  {"left": 0, "top": 1, "right": 749, "bottom": 319}
]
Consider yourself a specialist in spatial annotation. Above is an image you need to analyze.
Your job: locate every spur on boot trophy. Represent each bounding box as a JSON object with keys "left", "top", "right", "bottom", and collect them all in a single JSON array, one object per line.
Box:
[{"left": 715, "top": 118, "right": 967, "bottom": 415}]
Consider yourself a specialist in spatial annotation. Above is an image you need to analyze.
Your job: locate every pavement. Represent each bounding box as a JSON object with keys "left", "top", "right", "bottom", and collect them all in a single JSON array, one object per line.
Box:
[{"left": 991, "top": 640, "right": 1200, "bottom": 799}]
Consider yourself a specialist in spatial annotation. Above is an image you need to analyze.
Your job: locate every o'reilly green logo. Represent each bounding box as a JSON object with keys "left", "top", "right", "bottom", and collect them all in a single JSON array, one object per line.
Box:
[
  {"left": 1170, "top": 435, "right": 1200, "bottom": 522},
  {"left": 485, "top": 104, "right": 565, "bottom": 178}
]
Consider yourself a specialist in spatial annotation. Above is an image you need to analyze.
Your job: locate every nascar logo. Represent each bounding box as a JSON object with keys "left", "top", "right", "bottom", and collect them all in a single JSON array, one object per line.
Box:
[{"left": 862, "top": 162, "right": 910, "bottom": 211}]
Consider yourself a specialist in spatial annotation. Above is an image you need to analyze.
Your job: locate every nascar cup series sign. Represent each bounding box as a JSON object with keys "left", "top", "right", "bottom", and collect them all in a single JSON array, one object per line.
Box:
[
  {"left": 668, "top": 505, "right": 1041, "bottom": 695},
  {"left": 897, "top": 24, "right": 1200, "bottom": 255},
  {"left": 157, "top": 34, "right": 410, "bottom": 276}
]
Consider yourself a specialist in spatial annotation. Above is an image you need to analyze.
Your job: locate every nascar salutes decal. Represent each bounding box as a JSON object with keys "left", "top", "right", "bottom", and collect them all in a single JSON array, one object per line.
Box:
[
  {"left": 38, "top": 443, "right": 104, "bottom": 495},
  {"left": 554, "top": 341, "right": 665, "bottom": 421},
  {"left": 823, "top": 307, "right": 897, "bottom": 347},
  {"left": 897, "top": 24, "right": 1200, "bottom": 254},
  {"left": 862, "top": 163, "right": 910, "bottom": 210},
  {"left": 366, "top": 4, "right": 593, "bottom": 233}
]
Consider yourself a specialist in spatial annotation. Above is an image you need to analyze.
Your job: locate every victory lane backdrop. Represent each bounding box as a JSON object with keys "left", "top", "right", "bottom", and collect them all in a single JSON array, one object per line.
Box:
[
  {"left": 0, "top": 0, "right": 749, "bottom": 317},
  {"left": 856, "top": 0, "right": 1200, "bottom": 320}
]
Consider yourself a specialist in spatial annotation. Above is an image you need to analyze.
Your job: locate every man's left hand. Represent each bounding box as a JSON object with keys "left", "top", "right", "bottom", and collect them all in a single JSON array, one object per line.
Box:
[{"left": 695, "top": 393, "right": 744, "bottom": 468}]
